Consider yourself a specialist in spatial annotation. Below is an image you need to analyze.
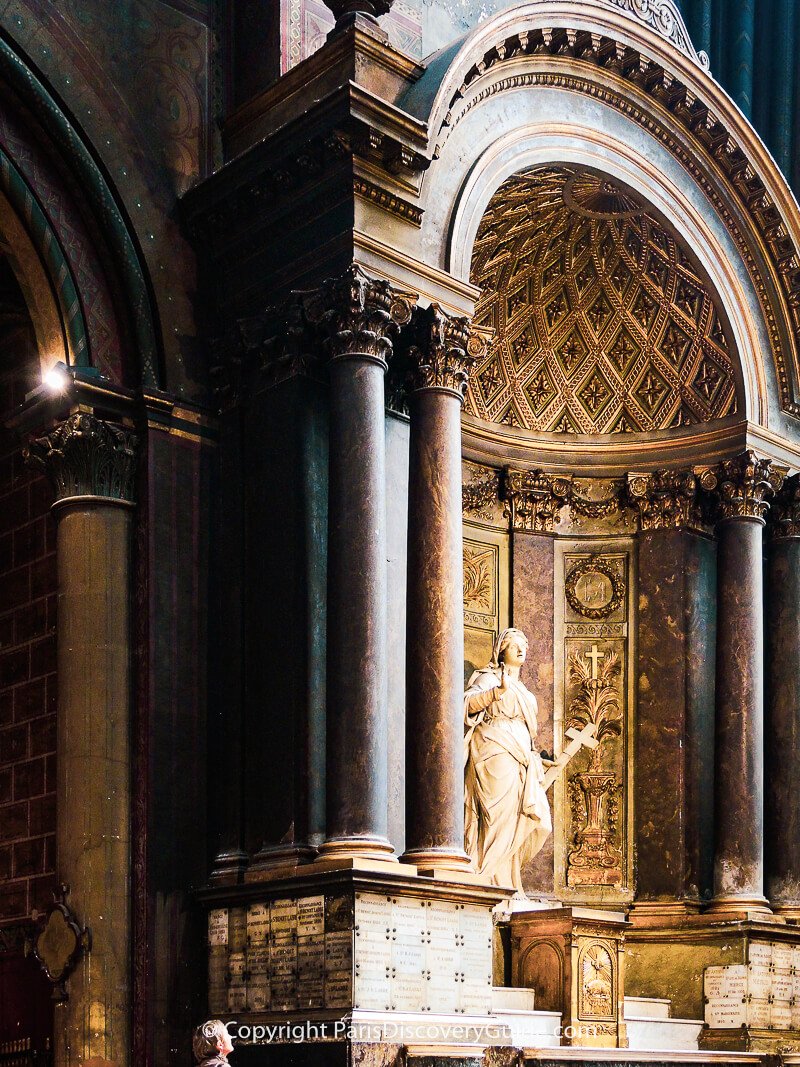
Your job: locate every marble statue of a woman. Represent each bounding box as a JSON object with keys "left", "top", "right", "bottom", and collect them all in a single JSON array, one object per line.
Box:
[{"left": 464, "top": 627, "right": 552, "bottom": 894}]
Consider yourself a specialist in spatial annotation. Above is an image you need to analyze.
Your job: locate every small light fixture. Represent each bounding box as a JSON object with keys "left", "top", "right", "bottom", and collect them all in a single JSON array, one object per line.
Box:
[{"left": 42, "top": 361, "right": 71, "bottom": 393}]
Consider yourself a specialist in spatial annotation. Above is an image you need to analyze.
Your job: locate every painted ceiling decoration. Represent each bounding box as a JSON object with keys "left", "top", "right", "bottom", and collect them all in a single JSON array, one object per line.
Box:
[{"left": 467, "top": 165, "right": 739, "bottom": 435}]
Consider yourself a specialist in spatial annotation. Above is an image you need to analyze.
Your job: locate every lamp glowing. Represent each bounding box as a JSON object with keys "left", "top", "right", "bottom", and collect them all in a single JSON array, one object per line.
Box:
[{"left": 42, "top": 362, "right": 70, "bottom": 393}]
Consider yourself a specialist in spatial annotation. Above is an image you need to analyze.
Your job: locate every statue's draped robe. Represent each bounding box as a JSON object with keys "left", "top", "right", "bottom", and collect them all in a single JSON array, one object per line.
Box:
[{"left": 464, "top": 669, "right": 552, "bottom": 892}]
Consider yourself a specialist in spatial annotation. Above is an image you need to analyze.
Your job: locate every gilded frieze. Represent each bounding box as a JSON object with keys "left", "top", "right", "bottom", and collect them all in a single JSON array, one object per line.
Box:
[{"left": 466, "top": 166, "right": 738, "bottom": 434}]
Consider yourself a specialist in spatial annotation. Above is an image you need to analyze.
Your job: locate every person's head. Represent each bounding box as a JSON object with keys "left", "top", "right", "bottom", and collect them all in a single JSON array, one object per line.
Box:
[
  {"left": 496, "top": 628, "right": 528, "bottom": 669},
  {"left": 193, "top": 1020, "right": 233, "bottom": 1062}
]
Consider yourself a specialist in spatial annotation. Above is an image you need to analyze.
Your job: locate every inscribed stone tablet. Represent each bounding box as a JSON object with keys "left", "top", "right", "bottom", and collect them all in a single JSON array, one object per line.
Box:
[
  {"left": 208, "top": 949, "right": 228, "bottom": 1014},
  {"left": 393, "top": 939, "right": 424, "bottom": 975},
  {"left": 427, "top": 902, "right": 460, "bottom": 942},
  {"left": 229, "top": 908, "right": 247, "bottom": 951},
  {"left": 325, "top": 971, "right": 353, "bottom": 1009},
  {"left": 298, "top": 936, "right": 325, "bottom": 974},
  {"left": 792, "top": 1002, "right": 800, "bottom": 1030},
  {"left": 271, "top": 941, "right": 297, "bottom": 975},
  {"left": 393, "top": 897, "right": 427, "bottom": 941},
  {"left": 461, "top": 988, "right": 492, "bottom": 1015},
  {"left": 270, "top": 973, "right": 298, "bottom": 1011},
  {"left": 325, "top": 930, "right": 353, "bottom": 971},
  {"left": 774, "top": 973, "right": 793, "bottom": 1003},
  {"left": 228, "top": 951, "right": 247, "bottom": 1012},
  {"left": 392, "top": 973, "right": 426, "bottom": 1012},
  {"left": 748, "top": 966, "right": 772, "bottom": 1001},
  {"left": 298, "top": 895, "right": 325, "bottom": 937},
  {"left": 771, "top": 1001, "right": 793, "bottom": 1030},
  {"left": 708, "top": 965, "right": 747, "bottom": 1000},
  {"left": 298, "top": 973, "right": 324, "bottom": 1009},
  {"left": 430, "top": 944, "right": 458, "bottom": 974},
  {"left": 774, "top": 944, "right": 793, "bottom": 973},
  {"left": 459, "top": 906, "right": 491, "bottom": 941},
  {"left": 749, "top": 942, "right": 772, "bottom": 969},
  {"left": 426, "top": 972, "right": 458, "bottom": 1014},
  {"left": 355, "top": 893, "right": 392, "bottom": 941},
  {"left": 208, "top": 909, "right": 228, "bottom": 946},
  {"left": 248, "top": 944, "right": 270, "bottom": 974},
  {"left": 247, "top": 903, "right": 270, "bottom": 944},
  {"left": 355, "top": 970, "right": 392, "bottom": 1010},
  {"left": 746, "top": 998, "right": 771, "bottom": 1029},
  {"left": 325, "top": 894, "right": 353, "bottom": 931},
  {"left": 356, "top": 939, "right": 391, "bottom": 974},
  {"left": 706, "top": 999, "right": 746, "bottom": 1028},
  {"left": 270, "top": 899, "right": 297, "bottom": 940},
  {"left": 247, "top": 977, "right": 270, "bottom": 1013}
]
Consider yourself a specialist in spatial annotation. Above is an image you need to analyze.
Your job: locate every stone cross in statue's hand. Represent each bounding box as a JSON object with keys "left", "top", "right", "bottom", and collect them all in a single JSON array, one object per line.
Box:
[{"left": 541, "top": 721, "right": 599, "bottom": 791}]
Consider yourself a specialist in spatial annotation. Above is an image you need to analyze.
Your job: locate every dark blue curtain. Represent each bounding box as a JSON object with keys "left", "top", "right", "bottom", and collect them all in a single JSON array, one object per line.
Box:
[{"left": 677, "top": 0, "right": 800, "bottom": 194}]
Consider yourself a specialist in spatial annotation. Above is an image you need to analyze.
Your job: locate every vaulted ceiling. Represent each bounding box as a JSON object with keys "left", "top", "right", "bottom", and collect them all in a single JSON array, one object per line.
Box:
[{"left": 466, "top": 166, "right": 739, "bottom": 435}]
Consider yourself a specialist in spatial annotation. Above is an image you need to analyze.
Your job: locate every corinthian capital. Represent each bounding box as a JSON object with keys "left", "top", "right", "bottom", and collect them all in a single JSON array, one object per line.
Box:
[
  {"left": 699, "top": 450, "right": 786, "bottom": 522},
  {"left": 25, "top": 412, "right": 137, "bottom": 505},
  {"left": 405, "top": 303, "right": 480, "bottom": 400},
  {"left": 503, "top": 468, "right": 573, "bottom": 532},
  {"left": 626, "top": 469, "right": 702, "bottom": 531},
  {"left": 303, "top": 265, "right": 415, "bottom": 367},
  {"left": 769, "top": 473, "right": 800, "bottom": 540}
]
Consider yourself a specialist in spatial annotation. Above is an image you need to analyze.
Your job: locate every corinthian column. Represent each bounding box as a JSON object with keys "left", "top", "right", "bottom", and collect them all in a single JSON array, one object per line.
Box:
[
  {"left": 401, "top": 305, "right": 476, "bottom": 871},
  {"left": 766, "top": 474, "right": 800, "bottom": 914},
  {"left": 702, "top": 452, "right": 784, "bottom": 915},
  {"left": 26, "top": 412, "right": 137, "bottom": 1067},
  {"left": 307, "top": 266, "right": 413, "bottom": 859}
]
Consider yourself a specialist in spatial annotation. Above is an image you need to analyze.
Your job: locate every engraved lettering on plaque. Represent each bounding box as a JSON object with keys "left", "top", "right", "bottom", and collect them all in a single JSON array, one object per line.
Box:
[
  {"left": 355, "top": 893, "right": 392, "bottom": 941},
  {"left": 229, "top": 908, "right": 247, "bottom": 951},
  {"left": 297, "top": 896, "right": 325, "bottom": 938},
  {"left": 427, "top": 972, "right": 458, "bottom": 1014},
  {"left": 208, "top": 909, "right": 228, "bottom": 946},
  {"left": 392, "top": 897, "right": 426, "bottom": 941},
  {"left": 270, "top": 899, "right": 297, "bottom": 941},
  {"left": 748, "top": 966, "right": 772, "bottom": 1001},
  {"left": 773, "top": 945, "right": 793, "bottom": 973},
  {"left": 298, "top": 973, "right": 324, "bottom": 1009},
  {"left": 228, "top": 951, "right": 247, "bottom": 1012},
  {"left": 271, "top": 941, "right": 297, "bottom": 975},
  {"left": 707, "top": 1000, "right": 747, "bottom": 1029},
  {"left": 771, "top": 1001, "right": 793, "bottom": 1030},
  {"left": 325, "top": 972, "right": 353, "bottom": 1009},
  {"left": 248, "top": 944, "right": 269, "bottom": 975},
  {"left": 247, "top": 903, "right": 269, "bottom": 945},
  {"left": 270, "top": 973, "right": 298, "bottom": 1012},
  {"left": 747, "top": 999, "right": 771, "bottom": 1029},
  {"left": 298, "top": 938, "right": 325, "bottom": 974},
  {"left": 324, "top": 929, "right": 353, "bottom": 1010},
  {"left": 749, "top": 942, "right": 772, "bottom": 969},
  {"left": 355, "top": 971, "right": 392, "bottom": 1011},
  {"left": 247, "top": 977, "right": 270, "bottom": 1013}
]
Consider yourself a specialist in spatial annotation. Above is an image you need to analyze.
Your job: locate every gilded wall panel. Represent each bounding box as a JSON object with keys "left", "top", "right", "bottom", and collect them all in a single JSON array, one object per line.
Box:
[{"left": 463, "top": 523, "right": 509, "bottom": 687}]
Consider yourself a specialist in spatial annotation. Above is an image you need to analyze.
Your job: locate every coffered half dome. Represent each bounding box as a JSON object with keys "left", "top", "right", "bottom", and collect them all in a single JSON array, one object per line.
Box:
[{"left": 466, "top": 165, "right": 741, "bottom": 436}]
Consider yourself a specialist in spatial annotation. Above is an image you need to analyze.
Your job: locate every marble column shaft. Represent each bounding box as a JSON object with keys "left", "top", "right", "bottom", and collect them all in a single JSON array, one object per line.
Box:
[
  {"left": 766, "top": 475, "right": 800, "bottom": 912},
  {"left": 310, "top": 267, "right": 413, "bottom": 857},
  {"left": 703, "top": 452, "right": 783, "bottom": 913},
  {"left": 402, "top": 305, "right": 474, "bottom": 870},
  {"left": 26, "top": 412, "right": 137, "bottom": 1067}
]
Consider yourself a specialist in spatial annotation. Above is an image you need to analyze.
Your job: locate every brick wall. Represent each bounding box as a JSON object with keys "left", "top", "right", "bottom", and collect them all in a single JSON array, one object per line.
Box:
[{"left": 0, "top": 421, "right": 57, "bottom": 926}]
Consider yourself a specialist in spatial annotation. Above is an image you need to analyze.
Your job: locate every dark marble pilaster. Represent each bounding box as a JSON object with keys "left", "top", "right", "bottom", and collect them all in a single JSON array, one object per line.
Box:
[
  {"left": 701, "top": 452, "right": 784, "bottom": 914},
  {"left": 26, "top": 412, "right": 137, "bottom": 1067},
  {"left": 766, "top": 474, "right": 800, "bottom": 914},
  {"left": 308, "top": 267, "right": 414, "bottom": 859},
  {"left": 401, "top": 305, "right": 474, "bottom": 871}
]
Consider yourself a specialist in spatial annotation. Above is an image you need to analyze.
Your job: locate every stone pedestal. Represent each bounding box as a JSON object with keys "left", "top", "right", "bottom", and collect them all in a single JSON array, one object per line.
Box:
[
  {"left": 510, "top": 906, "right": 627, "bottom": 1048},
  {"left": 26, "top": 412, "right": 137, "bottom": 1067}
]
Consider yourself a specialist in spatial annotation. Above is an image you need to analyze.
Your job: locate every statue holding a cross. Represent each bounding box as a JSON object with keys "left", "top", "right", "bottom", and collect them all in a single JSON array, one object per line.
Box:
[{"left": 464, "top": 627, "right": 598, "bottom": 895}]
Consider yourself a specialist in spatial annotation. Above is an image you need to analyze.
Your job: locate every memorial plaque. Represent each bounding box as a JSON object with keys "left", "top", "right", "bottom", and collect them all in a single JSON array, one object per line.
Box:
[
  {"left": 270, "top": 898, "right": 297, "bottom": 941},
  {"left": 297, "top": 895, "right": 325, "bottom": 938},
  {"left": 774, "top": 973, "right": 793, "bottom": 1003},
  {"left": 325, "top": 930, "right": 353, "bottom": 971},
  {"left": 393, "top": 940, "right": 424, "bottom": 975},
  {"left": 325, "top": 894, "right": 353, "bottom": 931},
  {"left": 247, "top": 903, "right": 269, "bottom": 945},
  {"left": 746, "top": 998, "right": 771, "bottom": 1029},
  {"left": 355, "top": 970, "right": 392, "bottom": 1010},
  {"left": 208, "top": 909, "right": 228, "bottom": 947},
  {"left": 459, "top": 905, "right": 491, "bottom": 941},
  {"left": 749, "top": 942, "right": 772, "bottom": 969},
  {"left": 298, "top": 973, "right": 324, "bottom": 1009},
  {"left": 393, "top": 897, "right": 427, "bottom": 942},
  {"left": 793, "top": 945, "right": 800, "bottom": 973},
  {"left": 430, "top": 944, "right": 459, "bottom": 974},
  {"left": 356, "top": 939, "right": 390, "bottom": 974},
  {"left": 355, "top": 893, "right": 392, "bottom": 941},
  {"left": 771, "top": 1001, "right": 793, "bottom": 1030},
  {"left": 427, "top": 901, "right": 460, "bottom": 943},
  {"left": 271, "top": 941, "right": 297, "bottom": 975},
  {"left": 247, "top": 976, "right": 270, "bottom": 1013},
  {"left": 229, "top": 907, "right": 247, "bottom": 951},
  {"left": 228, "top": 951, "right": 247, "bottom": 1012},
  {"left": 792, "top": 998, "right": 800, "bottom": 1031},
  {"left": 748, "top": 966, "right": 772, "bottom": 1001},
  {"left": 427, "top": 971, "right": 458, "bottom": 1014},
  {"left": 392, "top": 973, "right": 426, "bottom": 1012},
  {"left": 706, "top": 999, "right": 747, "bottom": 1029},
  {"left": 774, "top": 944, "right": 793, "bottom": 973},
  {"left": 298, "top": 936, "right": 325, "bottom": 974},
  {"left": 248, "top": 944, "right": 270, "bottom": 975},
  {"left": 271, "top": 977, "right": 299, "bottom": 1011},
  {"left": 461, "top": 988, "right": 492, "bottom": 1016},
  {"left": 325, "top": 971, "right": 353, "bottom": 1009},
  {"left": 208, "top": 949, "right": 228, "bottom": 1014}
]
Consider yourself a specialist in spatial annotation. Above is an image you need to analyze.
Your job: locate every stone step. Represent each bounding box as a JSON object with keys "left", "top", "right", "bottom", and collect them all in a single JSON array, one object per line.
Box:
[
  {"left": 626, "top": 1016, "right": 705, "bottom": 1052},
  {"left": 625, "top": 996, "right": 673, "bottom": 1020},
  {"left": 492, "top": 986, "right": 537, "bottom": 1012}
]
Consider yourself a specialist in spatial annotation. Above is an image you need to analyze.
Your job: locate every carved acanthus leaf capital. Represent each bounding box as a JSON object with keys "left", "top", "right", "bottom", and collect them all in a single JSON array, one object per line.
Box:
[
  {"left": 768, "top": 473, "right": 800, "bottom": 540},
  {"left": 699, "top": 451, "right": 786, "bottom": 522},
  {"left": 405, "top": 303, "right": 478, "bottom": 400},
  {"left": 503, "top": 468, "right": 573, "bottom": 532},
  {"left": 322, "top": 0, "right": 394, "bottom": 22},
  {"left": 303, "top": 265, "right": 415, "bottom": 366},
  {"left": 626, "top": 469, "right": 702, "bottom": 531},
  {"left": 25, "top": 412, "right": 137, "bottom": 504}
]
